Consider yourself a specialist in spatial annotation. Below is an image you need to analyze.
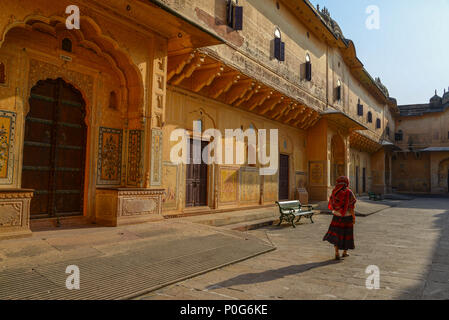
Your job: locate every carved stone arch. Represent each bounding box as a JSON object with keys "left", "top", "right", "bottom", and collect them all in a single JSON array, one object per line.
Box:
[{"left": 1, "top": 14, "right": 144, "bottom": 116}]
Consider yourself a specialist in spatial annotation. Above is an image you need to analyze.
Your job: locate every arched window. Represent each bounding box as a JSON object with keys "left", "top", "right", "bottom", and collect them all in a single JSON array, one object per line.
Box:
[
  {"left": 376, "top": 118, "right": 381, "bottom": 129},
  {"left": 386, "top": 126, "right": 390, "bottom": 137},
  {"left": 395, "top": 130, "right": 403, "bottom": 141},
  {"left": 367, "top": 111, "right": 373, "bottom": 123},
  {"left": 62, "top": 38, "right": 73, "bottom": 53}
]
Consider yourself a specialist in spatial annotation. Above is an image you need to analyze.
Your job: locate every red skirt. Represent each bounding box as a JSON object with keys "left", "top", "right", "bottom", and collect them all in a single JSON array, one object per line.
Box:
[{"left": 323, "top": 215, "right": 355, "bottom": 250}]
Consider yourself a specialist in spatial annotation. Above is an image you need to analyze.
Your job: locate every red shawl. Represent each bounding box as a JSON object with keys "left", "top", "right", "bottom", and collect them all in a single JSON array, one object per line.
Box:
[{"left": 328, "top": 176, "right": 356, "bottom": 217}]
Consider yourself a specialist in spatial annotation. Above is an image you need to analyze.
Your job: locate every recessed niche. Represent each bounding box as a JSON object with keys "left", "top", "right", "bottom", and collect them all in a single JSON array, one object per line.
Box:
[
  {"left": 0, "top": 62, "right": 5, "bottom": 84},
  {"left": 109, "top": 91, "right": 118, "bottom": 110}
]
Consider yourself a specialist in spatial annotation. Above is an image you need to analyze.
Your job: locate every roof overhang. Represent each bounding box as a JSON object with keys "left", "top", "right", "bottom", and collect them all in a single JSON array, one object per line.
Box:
[
  {"left": 321, "top": 110, "right": 368, "bottom": 131},
  {"left": 419, "top": 147, "right": 449, "bottom": 152},
  {"left": 381, "top": 140, "right": 402, "bottom": 151}
]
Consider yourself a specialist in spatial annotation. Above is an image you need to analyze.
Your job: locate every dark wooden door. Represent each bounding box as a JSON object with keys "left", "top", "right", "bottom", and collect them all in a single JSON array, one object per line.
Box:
[
  {"left": 363, "top": 168, "right": 366, "bottom": 193},
  {"left": 22, "top": 79, "right": 87, "bottom": 218},
  {"left": 185, "top": 139, "right": 208, "bottom": 207},
  {"left": 279, "top": 154, "right": 289, "bottom": 201},
  {"left": 355, "top": 166, "right": 360, "bottom": 194}
]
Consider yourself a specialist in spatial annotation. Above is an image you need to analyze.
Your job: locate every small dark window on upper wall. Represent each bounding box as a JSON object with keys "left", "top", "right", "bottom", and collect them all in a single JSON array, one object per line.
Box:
[
  {"left": 357, "top": 100, "right": 364, "bottom": 116},
  {"left": 367, "top": 112, "right": 373, "bottom": 123},
  {"left": 305, "top": 54, "right": 312, "bottom": 81},
  {"left": 227, "top": 0, "right": 243, "bottom": 30},
  {"left": 376, "top": 118, "right": 381, "bottom": 129},
  {"left": 395, "top": 131, "right": 403, "bottom": 141},
  {"left": 274, "top": 28, "right": 285, "bottom": 61},
  {"left": 62, "top": 38, "right": 72, "bottom": 53},
  {"left": 336, "top": 79, "right": 342, "bottom": 101}
]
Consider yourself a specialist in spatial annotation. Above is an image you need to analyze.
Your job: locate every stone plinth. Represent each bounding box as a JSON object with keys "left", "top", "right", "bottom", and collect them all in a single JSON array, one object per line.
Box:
[
  {"left": 95, "top": 188, "right": 165, "bottom": 227},
  {"left": 0, "top": 189, "right": 33, "bottom": 240},
  {"left": 296, "top": 188, "right": 309, "bottom": 205}
]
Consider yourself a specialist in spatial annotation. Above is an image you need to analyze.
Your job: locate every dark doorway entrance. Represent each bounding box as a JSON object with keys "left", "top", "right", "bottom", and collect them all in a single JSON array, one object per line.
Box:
[
  {"left": 362, "top": 168, "right": 366, "bottom": 193},
  {"left": 355, "top": 166, "right": 360, "bottom": 194},
  {"left": 22, "top": 79, "right": 87, "bottom": 219},
  {"left": 279, "top": 154, "right": 289, "bottom": 200},
  {"left": 185, "top": 139, "right": 208, "bottom": 208},
  {"left": 447, "top": 169, "right": 449, "bottom": 193}
]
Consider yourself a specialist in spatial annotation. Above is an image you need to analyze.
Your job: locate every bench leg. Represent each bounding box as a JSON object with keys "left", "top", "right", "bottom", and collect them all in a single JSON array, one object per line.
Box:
[
  {"left": 290, "top": 215, "right": 296, "bottom": 228},
  {"left": 309, "top": 215, "right": 314, "bottom": 224},
  {"left": 277, "top": 216, "right": 283, "bottom": 226},
  {"left": 296, "top": 216, "right": 302, "bottom": 223}
]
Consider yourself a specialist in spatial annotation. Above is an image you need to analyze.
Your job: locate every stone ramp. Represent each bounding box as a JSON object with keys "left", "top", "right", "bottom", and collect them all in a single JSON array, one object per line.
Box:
[{"left": 0, "top": 221, "right": 275, "bottom": 300}]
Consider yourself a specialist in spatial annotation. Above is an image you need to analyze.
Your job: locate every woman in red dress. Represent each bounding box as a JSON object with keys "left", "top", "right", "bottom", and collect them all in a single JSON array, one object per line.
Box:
[{"left": 323, "top": 176, "right": 357, "bottom": 260}]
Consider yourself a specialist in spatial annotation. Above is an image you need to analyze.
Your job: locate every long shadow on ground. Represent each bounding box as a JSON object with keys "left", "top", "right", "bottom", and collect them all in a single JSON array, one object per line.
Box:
[{"left": 206, "top": 260, "right": 339, "bottom": 290}]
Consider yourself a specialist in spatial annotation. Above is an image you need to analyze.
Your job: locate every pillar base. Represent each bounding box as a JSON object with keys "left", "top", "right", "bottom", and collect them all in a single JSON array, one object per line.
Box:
[{"left": 0, "top": 189, "right": 33, "bottom": 240}]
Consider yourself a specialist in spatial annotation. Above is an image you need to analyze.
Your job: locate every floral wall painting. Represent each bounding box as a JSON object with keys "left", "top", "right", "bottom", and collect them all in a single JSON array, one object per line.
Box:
[
  {"left": 0, "top": 110, "right": 16, "bottom": 185},
  {"left": 150, "top": 129, "right": 163, "bottom": 186},
  {"left": 264, "top": 173, "right": 278, "bottom": 202},
  {"left": 162, "top": 162, "right": 178, "bottom": 210},
  {"left": 239, "top": 167, "right": 260, "bottom": 204},
  {"left": 127, "top": 130, "right": 143, "bottom": 186},
  {"left": 220, "top": 167, "right": 238, "bottom": 204},
  {"left": 97, "top": 127, "right": 123, "bottom": 185}
]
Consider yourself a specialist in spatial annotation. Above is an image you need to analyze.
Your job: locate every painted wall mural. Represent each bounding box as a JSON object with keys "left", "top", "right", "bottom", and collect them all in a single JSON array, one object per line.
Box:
[
  {"left": 150, "top": 129, "right": 163, "bottom": 186},
  {"left": 264, "top": 173, "right": 278, "bottom": 202},
  {"left": 309, "top": 161, "right": 325, "bottom": 186},
  {"left": 127, "top": 130, "right": 143, "bottom": 186},
  {"left": 220, "top": 167, "right": 238, "bottom": 204},
  {"left": 162, "top": 162, "right": 179, "bottom": 210},
  {"left": 0, "top": 110, "right": 16, "bottom": 185},
  {"left": 97, "top": 127, "right": 123, "bottom": 185},
  {"left": 239, "top": 167, "right": 260, "bottom": 204}
]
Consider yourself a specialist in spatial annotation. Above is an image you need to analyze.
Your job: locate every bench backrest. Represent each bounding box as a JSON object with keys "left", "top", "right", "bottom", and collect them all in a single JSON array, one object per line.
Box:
[{"left": 276, "top": 200, "right": 301, "bottom": 211}]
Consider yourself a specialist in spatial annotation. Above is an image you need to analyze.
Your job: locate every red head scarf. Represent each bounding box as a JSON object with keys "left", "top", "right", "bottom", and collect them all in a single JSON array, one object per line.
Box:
[{"left": 328, "top": 176, "right": 356, "bottom": 217}]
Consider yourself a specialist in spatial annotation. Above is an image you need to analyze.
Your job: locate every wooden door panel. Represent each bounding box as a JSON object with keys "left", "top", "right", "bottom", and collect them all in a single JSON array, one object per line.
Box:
[
  {"left": 27, "top": 98, "right": 55, "bottom": 120},
  {"left": 30, "top": 194, "right": 50, "bottom": 216},
  {"left": 23, "top": 79, "right": 86, "bottom": 218},
  {"left": 24, "top": 120, "right": 53, "bottom": 143},
  {"left": 279, "top": 154, "right": 289, "bottom": 201},
  {"left": 55, "top": 193, "right": 82, "bottom": 214},
  {"left": 22, "top": 145, "right": 52, "bottom": 167}
]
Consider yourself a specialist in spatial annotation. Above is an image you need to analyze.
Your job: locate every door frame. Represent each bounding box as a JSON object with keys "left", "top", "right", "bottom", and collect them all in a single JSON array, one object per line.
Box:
[
  {"left": 24, "top": 78, "right": 89, "bottom": 219},
  {"left": 278, "top": 153, "right": 290, "bottom": 201},
  {"left": 184, "top": 136, "right": 210, "bottom": 209}
]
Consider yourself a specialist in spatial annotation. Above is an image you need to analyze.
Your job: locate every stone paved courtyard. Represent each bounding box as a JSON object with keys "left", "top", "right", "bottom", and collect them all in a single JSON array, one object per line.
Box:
[{"left": 139, "top": 197, "right": 449, "bottom": 300}]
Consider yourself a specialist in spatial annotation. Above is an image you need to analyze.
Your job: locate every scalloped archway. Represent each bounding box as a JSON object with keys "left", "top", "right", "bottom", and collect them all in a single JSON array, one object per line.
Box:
[{"left": 0, "top": 14, "right": 144, "bottom": 116}]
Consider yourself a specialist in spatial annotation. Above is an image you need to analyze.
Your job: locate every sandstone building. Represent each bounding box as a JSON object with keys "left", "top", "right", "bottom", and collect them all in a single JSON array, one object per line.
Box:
[{"left": 0, "top": 0, "right": 445, "bottom": 239}]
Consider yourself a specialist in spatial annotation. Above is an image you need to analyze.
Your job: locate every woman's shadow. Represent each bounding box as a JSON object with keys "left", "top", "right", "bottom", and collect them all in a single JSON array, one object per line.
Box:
[{"left": 206, "top": 260, "right": 340, "bottom": 290}]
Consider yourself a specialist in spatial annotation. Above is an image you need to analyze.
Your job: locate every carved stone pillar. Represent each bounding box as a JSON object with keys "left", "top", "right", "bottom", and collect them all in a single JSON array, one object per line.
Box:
[{"left": 0, "top": 189, "right": 33, "bottom": 240}]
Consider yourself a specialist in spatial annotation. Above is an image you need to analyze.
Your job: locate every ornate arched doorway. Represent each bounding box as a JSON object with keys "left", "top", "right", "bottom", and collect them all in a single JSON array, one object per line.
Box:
[{"left": 22, "top": 78, "right": 87, "bottom": 218}]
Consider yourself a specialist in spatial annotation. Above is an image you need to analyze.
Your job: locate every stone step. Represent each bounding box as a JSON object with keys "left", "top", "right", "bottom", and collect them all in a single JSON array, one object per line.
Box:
[
  {"left": 224, "top": 217, "right": 279, "bottom": 232},
  {"left": 181, "top": 208, "right": 278, "bottom": 227}
]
